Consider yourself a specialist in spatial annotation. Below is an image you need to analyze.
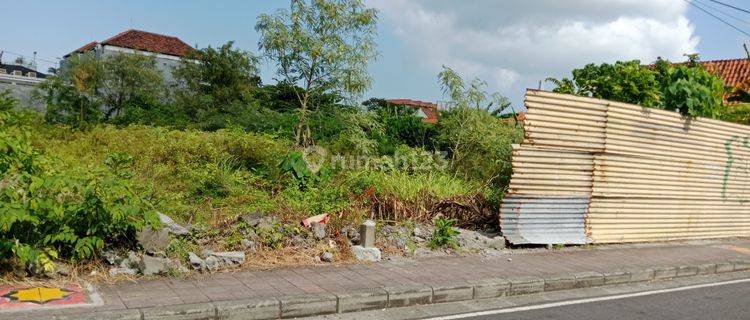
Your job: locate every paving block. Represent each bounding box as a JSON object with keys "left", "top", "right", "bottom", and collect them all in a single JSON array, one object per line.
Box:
[
  {"left": 54, "top": 310, "right": 143, "bottom": 320},
  {"left": 624, "top": 268, "right": 654, "bottom": 282},
  {"left": 696, "top": 263, "right": 717, "bottom": 275},
  {"left": 676, "top": 265, "right": 698, "bottom": 277},
  {"left": 431, "top": 284, "right": 473, "bottom": 303},
  {"left": 573, "top": 271, "right": 605, "bottom": 288},
  {"left": 215, "top": 298, "right": 280, "bottom": 320},
  {"left": 384, "top": 285, "right": 433, "bottom": 308},
  {"left": 336, "top": 289, "right": 388, "bottom": 313},
  {"left": 653, "top": 267, "right": 678, "bottom": 280},
  {"left": 141, "top": 302, "right": 216, "bottom": 320},
  {"left": 279, "top": 294, "right": 337, "bottom": 319},
  {"left": 716, "top": 262, "right": 734, "bottom": 273},
  {"left": 544, "top": 275, "right": 576, "bottom": 292},
  {"left": 604, "top": 271, "right": 631, "bottom": 285},
  {"left": 508, "top": 277, "right": 545, "bottom": 296},
  {"left": 470, "top": 278, "right": 510, "bottom": 299},
  {"left": 732, "top": 259, "right": 750, "bottom": 271}
]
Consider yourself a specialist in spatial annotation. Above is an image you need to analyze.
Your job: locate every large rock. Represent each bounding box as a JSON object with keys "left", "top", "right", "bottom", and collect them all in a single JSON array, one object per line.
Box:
[
  {"left": 341, "top": 226, "right": 360, "bottom": 245},
  {"left": 311, "top": 222, "right": 327, "bottom": 240},
  {"left": 109, "top": 267, "right": 137, "bottom": 277},
  {"left": 320, "top": 252, "right": 334, "bottom": 263},
  {"left": 137, "top": 227, "right": 171, "bottom": 254},
  {"left": 204, "top": 256, "right": 220, "bottom": 272},
  {"left": 158, "top": 213, "right": 190, "bottom": 236},
  {"left": 102, "top": 250, "right": 123, "bottom": 265},
  {"left": 140, "top": 255, "right": 171, "bottom": 276},
  {"left": 188, "top": 252, "right": 205, "bottom": 270},
  {"left": 210, "top": 251, "right": 246, "bottom": 265},
  {"left": 351, "top": 245, "right": 381, "bottom": 262},
  {"left": 239, "top": 211, "right": 265, "bottom": 228}
]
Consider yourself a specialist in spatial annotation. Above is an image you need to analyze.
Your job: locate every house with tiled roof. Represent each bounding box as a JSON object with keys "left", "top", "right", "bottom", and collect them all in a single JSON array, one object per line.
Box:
[
  {"left": 385, "top": 99, "right": 439, "bottom": 123},
  {"left": 63, "top": 29, "right": 194, "bottom": 83}
]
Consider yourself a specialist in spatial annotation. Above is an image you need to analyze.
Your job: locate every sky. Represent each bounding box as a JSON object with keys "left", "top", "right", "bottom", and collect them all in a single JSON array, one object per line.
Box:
[{"left": 2, "top": 0, "right": 750, "bottom": 112}]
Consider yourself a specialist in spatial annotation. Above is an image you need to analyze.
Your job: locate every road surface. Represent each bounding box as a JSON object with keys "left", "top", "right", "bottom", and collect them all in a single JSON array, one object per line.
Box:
[{"left": 439, "top": 279, "right": 750, "bottom": 320}]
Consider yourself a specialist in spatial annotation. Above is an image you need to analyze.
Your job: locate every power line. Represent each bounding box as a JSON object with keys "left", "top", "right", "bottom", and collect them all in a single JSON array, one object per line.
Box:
[
  {"left": 685, "top": 0, "right": 750, "bottom": 37},
  {"left": 695, "top": 0, "right": 750, "bottom": 28},
  {"left": 0, "top": 49, "right": 59, "bottom": 64},
  {"left": 708, "top": 0, "right": 750, "bottom": 15}
]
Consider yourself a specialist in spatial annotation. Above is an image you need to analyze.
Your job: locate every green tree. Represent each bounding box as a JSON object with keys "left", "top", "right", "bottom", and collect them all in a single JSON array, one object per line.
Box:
[
  {"left": 548, "top": 57, "right": 725, "bottom": 119},
  {"left": 172, "top": 41, "right": 261, "bottom": 130},
  {"left": 546, "top": 60, "right": 662, "bottom": 107},
  {"left": 256, "top": 0, "right": 378, "bottom": 147},
  {"left": 100, "top": 53, "right": 164, "bottom": 121},
  {"left": 661, "top": 64, "right": 724, "bottom": 118},
  {"left": 436, "top": 66, "right": 522, "bottom": 186},
  {"left": 40, "top": 52, "right": 104, "bottom": 127}
]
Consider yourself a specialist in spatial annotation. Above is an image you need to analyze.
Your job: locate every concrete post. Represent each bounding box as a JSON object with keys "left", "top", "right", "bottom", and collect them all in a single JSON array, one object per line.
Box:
[{"left": 359, "top": 220, "right": 376, "bottom": 248}]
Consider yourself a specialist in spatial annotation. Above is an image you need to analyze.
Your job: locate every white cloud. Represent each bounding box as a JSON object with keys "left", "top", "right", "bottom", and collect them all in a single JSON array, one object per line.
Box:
[{"left": 369, "top": 0, "right": 699, "bottom": 105}]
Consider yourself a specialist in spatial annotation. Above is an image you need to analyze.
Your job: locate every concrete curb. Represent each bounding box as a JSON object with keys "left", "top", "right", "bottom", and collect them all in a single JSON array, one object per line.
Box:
[{"left": 13, "top": 259, "right": 750, "bottom": 320}]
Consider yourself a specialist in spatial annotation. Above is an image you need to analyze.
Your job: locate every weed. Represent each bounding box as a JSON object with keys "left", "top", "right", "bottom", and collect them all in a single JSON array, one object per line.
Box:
[{"left": 428, "top": 217, "right": 460, "bottom": 250}]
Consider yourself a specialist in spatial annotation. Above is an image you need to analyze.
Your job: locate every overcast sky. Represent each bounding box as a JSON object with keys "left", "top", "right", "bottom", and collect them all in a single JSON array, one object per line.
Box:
[{"left": 1, "top": 0, "right": 749, "bottom": 110}]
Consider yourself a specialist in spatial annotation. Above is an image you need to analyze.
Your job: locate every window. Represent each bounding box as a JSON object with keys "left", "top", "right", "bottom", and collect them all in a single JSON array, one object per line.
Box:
[
  {"left": 27, "top": 72, "right": 36, "bottom": 78},
  {"left": 0, "top": 68, "right": 6, "bottom": 74},
  {"left": 11, "top": 70, "right": 22, "bottom": 76}
]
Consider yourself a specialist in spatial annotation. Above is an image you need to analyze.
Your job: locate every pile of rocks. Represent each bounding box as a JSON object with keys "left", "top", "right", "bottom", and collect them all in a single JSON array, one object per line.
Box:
[{"left": 187, "top": 250, "right": 246, "bottom": 272}]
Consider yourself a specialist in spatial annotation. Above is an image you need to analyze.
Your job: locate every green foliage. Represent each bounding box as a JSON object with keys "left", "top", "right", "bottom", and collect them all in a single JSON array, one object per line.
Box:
[
  {"left": 279, "top": 151, "right": 314, "bottom": 187},
  {"left": 438, "top": 66, "right": 512, "bottom": 113},
  {"left": 41, "top": 52, "right": 166, "bottom": 127},
  {"left": 100, "top": 53, "right": 165, "bottom": 121},
  {"left": 547, "top": 60, "right": 661, "bottom": 108},
  {"left": 256, "top": 0, "right": 379, "bottom": 146},
  {"left": 41, "top": 52, "right": 104, "bottom": 127},
  {"left": 172, "top": 42, "right": 261, "bottom": 130},
  {"left": 0, "top": 111, "right": 159, "bottom": 271},
  {"left": 547, "top": 57, "right": 726, "bottom": 119},
  {"left": 428, "top": 217, "right": 459, "bottom": 249},
  {"left": 0, "top": 90, "right": 17, "bottom": 111},
  {"left": 718, "top": 103, "right": 750, "bottom": 124},
  {"left": 436, "top": 67, "right": 523, "bottom": 186},
  {"left": 661, "top": 64, "right": 724, "bottom": 118}
]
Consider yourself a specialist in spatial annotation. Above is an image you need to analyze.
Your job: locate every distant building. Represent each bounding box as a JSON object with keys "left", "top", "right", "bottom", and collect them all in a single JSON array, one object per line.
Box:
[
  {"left": 63, "top": 29, "right": 194, "bottom": 84},
  {"left": 0, "top": 62, "right": 46, "bottom": 110},
  {"left": 385, "top": 99, "right": 439, "bottom": 123}
]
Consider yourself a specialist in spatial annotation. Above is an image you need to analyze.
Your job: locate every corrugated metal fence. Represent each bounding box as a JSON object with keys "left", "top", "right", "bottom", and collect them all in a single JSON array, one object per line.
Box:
[{"left": 501, "top": 90, "right": 750, "bottom": 244}]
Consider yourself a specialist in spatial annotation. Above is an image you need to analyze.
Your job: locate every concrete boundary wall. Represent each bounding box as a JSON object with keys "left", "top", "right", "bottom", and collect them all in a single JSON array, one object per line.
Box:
[{"left": 501, "top": 90, "right": 750, "bottom": 244}]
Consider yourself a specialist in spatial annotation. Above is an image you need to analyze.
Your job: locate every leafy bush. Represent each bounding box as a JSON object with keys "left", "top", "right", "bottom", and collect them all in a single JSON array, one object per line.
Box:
[
  {"left": 0, "top": 110, "right": 159, "bottom": 272},
  {"left": 548, "top": 57, "right": 726, "bottom": 119},
  {"left": 547, "top": 60, "right": 661, "bottom": 108},
  {"left": 437, "top": 108, "right": 522, "bottom": 186},
  {"left": 661, "top": 65, "right": 724, "bottom": 118},
  {"left": 428, "top": 217, "right": 459, "bottom": 249}
]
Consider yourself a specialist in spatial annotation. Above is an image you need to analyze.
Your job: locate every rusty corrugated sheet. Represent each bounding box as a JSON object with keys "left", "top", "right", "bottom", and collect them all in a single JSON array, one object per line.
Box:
[{"left": 501, "top": 89, "right": 750, "bottom": 244}]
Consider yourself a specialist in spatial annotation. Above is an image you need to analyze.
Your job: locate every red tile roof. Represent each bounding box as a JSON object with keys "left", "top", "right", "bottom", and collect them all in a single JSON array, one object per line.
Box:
[
  {"left": 700, "top": 58, "right": 750, "bottom": 87},
  {"left": 69, "top": 41, "right": 98, "bottom": 56},
  {"left": 386, "top": 99, "right": 439, "bottom": 123},
  {"left": 67, "top": 29, "right": 194, "bottom": 58}
]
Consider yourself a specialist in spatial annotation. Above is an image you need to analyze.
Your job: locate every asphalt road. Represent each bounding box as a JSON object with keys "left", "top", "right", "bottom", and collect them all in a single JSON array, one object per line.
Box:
[{"left": 456, "top": 281, "right": 750, "bottom": 320}]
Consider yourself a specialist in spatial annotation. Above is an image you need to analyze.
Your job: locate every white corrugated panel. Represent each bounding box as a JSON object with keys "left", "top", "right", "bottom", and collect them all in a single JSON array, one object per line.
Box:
[{"left": 501, "top": 89, "right": 750, "bottom": 245}]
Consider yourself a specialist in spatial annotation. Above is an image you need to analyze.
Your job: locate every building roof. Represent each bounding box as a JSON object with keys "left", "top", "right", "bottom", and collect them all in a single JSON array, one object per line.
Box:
[
  {"left": 700, "top": 58, "right": 750, "bottom": 88},
  {"left": 386, "top": 99, "right": 439, "bottom": 123},
  {"left": 0, "top": 63, "right": 46, "bottom": 78},
  {"left": 66, "top": 29, "right": 194, "bottom": 58}
]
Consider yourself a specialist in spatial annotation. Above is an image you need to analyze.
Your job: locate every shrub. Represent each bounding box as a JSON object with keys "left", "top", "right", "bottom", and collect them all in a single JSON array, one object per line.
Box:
[
  {"left": 428, "top": 217, "right": 459, "bottom": 249},
  {"left": 661, "top": 65, "right": 724, "bottom": 118},
  {"left": 436, "top": 108, "right": 523, "bottom": 186},
  {"left": 547, "top": 60, "right": 662, "bottom": 108},
  {"left": 0, "top": 110, "right": 159, "bottom": 271}
]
